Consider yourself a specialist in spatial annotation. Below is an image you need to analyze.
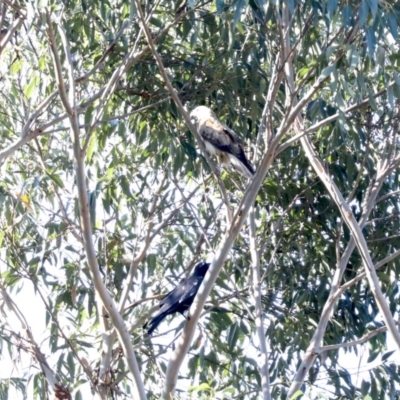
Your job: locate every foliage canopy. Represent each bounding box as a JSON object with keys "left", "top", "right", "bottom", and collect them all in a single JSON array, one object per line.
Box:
[{"left": 1, "top": 0, "right": 400, "bottom": 399}]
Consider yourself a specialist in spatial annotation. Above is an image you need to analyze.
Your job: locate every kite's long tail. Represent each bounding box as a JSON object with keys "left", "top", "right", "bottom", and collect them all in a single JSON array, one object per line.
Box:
[{"left": 229, "top": 154, "right": 255, "bottom": 178}]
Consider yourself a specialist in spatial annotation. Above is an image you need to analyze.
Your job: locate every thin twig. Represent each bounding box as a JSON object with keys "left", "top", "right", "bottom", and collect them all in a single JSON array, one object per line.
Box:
[
  {"left": 320, "top": 324, "right": 396, "bottom": 353},
  {"left": 0, "top": 12, "right": 24, "bottom": 57},
  {"left": 0, "top": 280, "right": 61, "bottom": 394}
]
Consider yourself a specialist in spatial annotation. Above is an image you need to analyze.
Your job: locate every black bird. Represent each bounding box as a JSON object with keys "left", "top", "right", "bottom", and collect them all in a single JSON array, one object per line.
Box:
[{"left": 144, "top": 262, "right": 210, "bottom": 335}]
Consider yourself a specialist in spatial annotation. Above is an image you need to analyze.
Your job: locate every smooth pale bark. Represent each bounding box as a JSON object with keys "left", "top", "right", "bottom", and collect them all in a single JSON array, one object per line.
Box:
[
  {"left": 280, "top": 4, "right": 400, "bottom": 398},
  {"left": 249, "top": 206, "right": 271, "bottom": 400},
  {"left": 46, "top": 14, "right": 147, "bottom": 399},
  {"left": 162, "top": 151, "right": 277, "bottom": 397}
]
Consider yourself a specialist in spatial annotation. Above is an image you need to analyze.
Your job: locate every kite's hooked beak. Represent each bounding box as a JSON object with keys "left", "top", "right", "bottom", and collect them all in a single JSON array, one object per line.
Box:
[{"left": 190, "top": 115, "right": 198, "bottom": 127}]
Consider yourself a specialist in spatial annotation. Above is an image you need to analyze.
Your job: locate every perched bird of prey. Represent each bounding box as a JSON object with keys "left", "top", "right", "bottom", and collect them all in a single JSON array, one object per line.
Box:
[
  {"left": 190, "top": 106, "right": 255, "bottom": 179},
  {"left": 144, "top": 262, "right": 210, "bottom": 335}
]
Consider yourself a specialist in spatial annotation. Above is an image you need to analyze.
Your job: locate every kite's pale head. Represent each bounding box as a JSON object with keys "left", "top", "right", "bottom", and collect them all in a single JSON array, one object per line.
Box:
[{"left": 190, "top": 105, "right": 216, "bottom": 124}]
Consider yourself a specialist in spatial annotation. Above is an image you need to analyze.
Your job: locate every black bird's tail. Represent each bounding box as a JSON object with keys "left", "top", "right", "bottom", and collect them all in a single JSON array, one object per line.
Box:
[{"left": 143, "top": 312, "right": 166, "bottom": 335}]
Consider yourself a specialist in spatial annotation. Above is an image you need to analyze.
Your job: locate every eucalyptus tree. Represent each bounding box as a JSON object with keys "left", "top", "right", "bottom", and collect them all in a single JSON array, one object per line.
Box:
[{"left": 0, "top": 0, "right": 400, "bottom": 399}]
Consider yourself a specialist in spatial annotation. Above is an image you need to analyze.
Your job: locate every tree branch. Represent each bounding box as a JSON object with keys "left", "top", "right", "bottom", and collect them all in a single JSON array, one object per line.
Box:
[
  {"left": 299, "top": 124, "right": 400, "bottom": 351},
  {"left": 320, "top": 323, "right": 397, "bottom": 353},
  {"left": 46, "top": 13, "right": 147, "bottom": 399},
  {"left": 134, "top": 0, "right": 233, "bottom": 225},
  {"left": 248, "top": 206, "right": 271, "bottom": 400},
  {"left": 276, "top": 85, "right": 392, "bottom": 155},
  {"left": 0, "top": 12, "right": 24, "bottom": 57},
  {"left": 279, "top": 4, "right": 400, "bottom": 397},
  {"left": 0, "top": 280, "right": 64, "bottom": 396},
  {"left": 118, "top": 172, "right": 168, "bottom": 312},
  {"left": 81, "top": 11, "right": 150, "bottom": 154},
  {"left": 32, "top": 279, "right": 100, "bottom": 395},
  {"left": 160, "top": 64, "right": 284, "bottom": 400},
  {"left": 0, "top": 2, "right": 200, "bottom": 164}
]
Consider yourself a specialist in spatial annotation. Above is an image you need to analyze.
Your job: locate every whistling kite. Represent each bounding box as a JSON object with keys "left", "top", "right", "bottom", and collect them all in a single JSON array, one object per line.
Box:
[{"left": 190, "top": 106, "right": 255, "bottom": 179}]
